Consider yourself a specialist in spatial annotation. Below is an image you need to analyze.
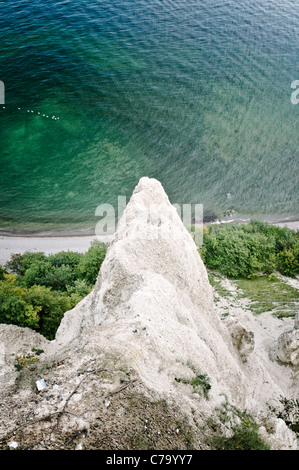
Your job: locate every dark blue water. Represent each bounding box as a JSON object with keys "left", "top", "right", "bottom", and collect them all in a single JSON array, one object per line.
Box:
[{"left": 0, "top": 0, "right": 299, "bottom": 233}]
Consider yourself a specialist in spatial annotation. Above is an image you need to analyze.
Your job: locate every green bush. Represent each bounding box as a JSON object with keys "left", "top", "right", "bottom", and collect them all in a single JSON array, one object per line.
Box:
[
  {"left": 41, "top": 264, "right": 76, "bottom": 292},
  {"left": 14, "top": 351, "right": 41, "bottom": 371},
  {"left": 22, "top": 260, "right": 76, "bottom": 292},
  {"left": 1, "top": 241, "right": 108, "bottom": 339},
  {"left": 25, "top": 285, "right": 72, "bottom": 340},
  {"left": 0, "top": 265, "right": 7, "bottom": 280},
  {"left": 0, "top": 274, "right": 40, "bottom": 329},
  {"left": 5, "top": 252, "right": 48, "bottom": 276},
  {"left": 277, "top": 246, "right": 299, "bottom": 276},
  {"left": 212, "top": 419, "right": 270, "bottom": 450},
  {"left": 209, "top": 401, "right": 270, "bottom": 450},
  {"left": 48, "top": 250, "right": 83, "bottom": 269},
  {"left": 76, "top": 240, "right": 107, "bottom": 285},
  {"left": 201, "top": 221, "right": 299, "bottom": 278},
  {"left": 23, "top": 260, "right": 52, "bottom": 288},
  {"left": 66, "top": 279, "right": 92, "bottom": 298}
]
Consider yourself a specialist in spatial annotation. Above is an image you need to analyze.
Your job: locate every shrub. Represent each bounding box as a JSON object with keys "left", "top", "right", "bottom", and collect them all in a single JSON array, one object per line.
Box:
[
  {"left": 48, "top": 251, "right": 83, "bottom": 269},
  {"left": 5, "top": 251, "right": 48, "bottom": 276},
  {"left": 14, "top": 352, "right": 40, "bottom": 371},
  {"left": 209, "top": 401, "right": 270, "bottom": 450},
  {"left": 0, "top": 241, "right": 107, "bottom": 339},
  {"left": 277, "top": 247, "right": 299, "bottom": 277},
  {"left": 42, "top": 264, "right": 76, "bottom": 292},
  {"left": 201, "top": 221, "right": 299, "bottom": 278},
  {"left": 66, "top": 279, "right": 92, "bottom": 298},
  {"left": 25, "top": 285, "right": 72, "bottom": 340},
  {"left": 0, "top": 265, "right": 7, "bottom": 280},
  {"left": 76, "top": 240, "right": 107, "bottom": 285},
  {"left": 23, "top": 261, "right": 77, "bottom": 292},
  {"left": 23, "top": 260, "right": 52, "bottom": 288},
  {"left": 0, "top": 274, "right": 40, "bottom": 329},
  {"left": 212, "top": 419, "right": 270, "bottom": 450},
  {"left": 176, "top": 363, "right": 211, "bottom": 399}
]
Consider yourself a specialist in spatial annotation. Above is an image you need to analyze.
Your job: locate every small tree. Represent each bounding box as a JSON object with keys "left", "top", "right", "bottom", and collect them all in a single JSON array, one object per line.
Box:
[
  {"left": 0, "top": 274, "right": 40, "bottom": 329},
  {"left": 26, "top": 285, "right": 72, "bottom": 340},
  {"left": 76, "top": 241, "right": 107, "bottom": 285}
]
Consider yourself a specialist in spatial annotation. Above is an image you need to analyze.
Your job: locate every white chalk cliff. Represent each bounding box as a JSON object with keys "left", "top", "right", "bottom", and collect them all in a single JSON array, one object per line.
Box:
[{"left": 0, "top": 177, "right": 298, "bottom": 450}]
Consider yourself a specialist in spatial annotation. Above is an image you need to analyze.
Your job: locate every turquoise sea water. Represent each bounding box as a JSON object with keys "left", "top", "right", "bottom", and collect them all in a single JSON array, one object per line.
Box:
[{"left": 0, "top": 0, "right": 299, "bottom": 233}]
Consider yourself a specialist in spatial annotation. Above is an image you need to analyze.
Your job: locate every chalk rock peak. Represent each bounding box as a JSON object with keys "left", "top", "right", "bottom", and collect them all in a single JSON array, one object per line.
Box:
[
  {"left": 53, "top": 177, "right": 247, "bottom": 408},
  {"left": 0, "top": 177, "right": 298, "bottom": 450}
]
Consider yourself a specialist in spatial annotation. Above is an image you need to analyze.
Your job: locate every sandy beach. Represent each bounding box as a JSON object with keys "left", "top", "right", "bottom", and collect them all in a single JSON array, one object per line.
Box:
[
  {"left": 0, "top": 234, "right": 112, "bottom": 267},
  {"left": 0, "top": 220, "right": 298, "bottom": 268},
  {"left": 274, "top": 220, "right": 299, "bottom": 231}
]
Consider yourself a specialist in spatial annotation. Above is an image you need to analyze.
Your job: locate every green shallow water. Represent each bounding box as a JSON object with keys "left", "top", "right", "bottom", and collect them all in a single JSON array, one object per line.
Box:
[{"left": 0, "top": 0, "right": 299, "bottom": 233}]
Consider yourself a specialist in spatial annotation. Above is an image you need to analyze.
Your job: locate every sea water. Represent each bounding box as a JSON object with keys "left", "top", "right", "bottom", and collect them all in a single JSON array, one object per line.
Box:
[{"left": 0, "top": 0, "right": 298, "bottom": 233}]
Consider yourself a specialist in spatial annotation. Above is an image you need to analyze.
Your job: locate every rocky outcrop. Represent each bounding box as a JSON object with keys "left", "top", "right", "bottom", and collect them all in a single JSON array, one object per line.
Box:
[
  {"left": 0, "top": 324, "right": 50, "bottom": 388},
  {"left": 52, "top": 177, "right": 249, "bottom": 410},
  {"left": 224, "top": 319, "right": 255, "bottom": 361},
  {"left": 271, "top": 321, "right": 299, "bottom": 367},
  {"left": 0, "top": 177, "right": 298, "bottom": 450}
]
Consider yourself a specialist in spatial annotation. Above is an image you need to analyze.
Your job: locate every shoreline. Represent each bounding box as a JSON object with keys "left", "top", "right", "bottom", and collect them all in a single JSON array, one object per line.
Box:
[
  {"left": 0, "top": 233, "right": 112, "bottom": 267},
  {"left": 0, "top": 218, "right": 298, "bottom": 268},
  {"left": 1, "top": 215, "right": 299, "bottom": 238}
]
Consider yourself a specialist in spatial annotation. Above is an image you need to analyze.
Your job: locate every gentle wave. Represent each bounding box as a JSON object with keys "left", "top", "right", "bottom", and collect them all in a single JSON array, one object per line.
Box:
[{"left": 0, "top": 0, "right": 298, "bottom": 232}]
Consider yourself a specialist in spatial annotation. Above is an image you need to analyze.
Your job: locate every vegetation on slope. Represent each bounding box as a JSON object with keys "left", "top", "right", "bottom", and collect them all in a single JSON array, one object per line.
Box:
[
  {"left": 0, "top": 221, "right": 298, "bottom": 449},
  {"left": 201, "top": 220, "right": 299, "bottom": 278},
  {"left": 0, "top": 240, "right": 107, "bottom": 340},
  {"left": 0, "top": 221, "right": 298, "bottom": 339}
]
